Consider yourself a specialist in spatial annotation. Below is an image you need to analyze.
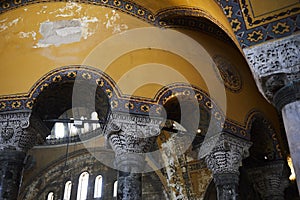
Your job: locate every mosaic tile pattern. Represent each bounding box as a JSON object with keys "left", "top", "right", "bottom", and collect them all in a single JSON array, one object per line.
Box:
[{"left": 218, "top": 0, "right": 300, "bottom": 47}]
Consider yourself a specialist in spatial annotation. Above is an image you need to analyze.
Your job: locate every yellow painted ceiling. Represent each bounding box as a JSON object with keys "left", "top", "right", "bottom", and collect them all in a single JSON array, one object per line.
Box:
[{"left": 0, "top": 2, "right": 280, "bottom": 126}]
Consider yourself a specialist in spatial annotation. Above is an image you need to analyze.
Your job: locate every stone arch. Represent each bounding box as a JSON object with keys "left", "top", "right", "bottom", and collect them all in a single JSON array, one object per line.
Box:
[
  {"left": 244, "top": 110, "right": 283, "bottom": 165},
  {"left": 29, "top": 66, "right": 119, "bottom": 141},
  {"left": 155, "top": 83, "right": 249, "bottom": 139}
]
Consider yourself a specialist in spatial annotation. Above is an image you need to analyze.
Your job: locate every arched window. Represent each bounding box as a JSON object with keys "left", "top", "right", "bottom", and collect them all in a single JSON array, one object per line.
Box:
[
  {"left": 94, "top": 175, "right": 103, "bottom": 198},
  {"left": 47, "top": 192, "right": 54, "bottom": 200},
  {"left": 113, "top": 180, "right": 118, "bottom": 197},
  {"left": 77, "top": 172, "right": 89, "bottom": 200},
  {"left": 63, "top": 181, "right": 72, "bottom": 200}
]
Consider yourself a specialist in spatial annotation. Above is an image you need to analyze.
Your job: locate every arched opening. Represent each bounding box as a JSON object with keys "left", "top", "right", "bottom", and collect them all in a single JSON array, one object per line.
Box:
[
  {"left": 94, "top": 175, "right": 103, "bottom": 198},
  {"left": 63, "top": 181, "right": 72, "bottom": 200},
  {"left": 31, "top": 71, "right": 110, "bottom": 144},
  {"left": 46, "top": 192, "right": 54, "bottom": 200},
  {"left": 244, "top": 115, "right": 278, "bottom": 166},
  {"left": 162, "top": 93, "right": 216, "bottom": 155},
  {"left": 113, "top": 180, "right": 118, "bottom": 198},
  {"left": 77, "top": 172, "right": 89, "bottom": 200}
]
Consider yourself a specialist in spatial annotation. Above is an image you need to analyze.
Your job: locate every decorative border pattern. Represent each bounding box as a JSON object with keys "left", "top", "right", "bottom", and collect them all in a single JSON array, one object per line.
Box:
[
  {"left": 240, "top": 0, "right": 300, "bottom": 29},
  {"left": 0, "top": 66, "right": 250, "bottom": 139},
  {"left": 155, "top": 83, "right": 249, "bottom": 139},
  {"left": 217, "top": 0, "right": 300, "bottom": 47}
]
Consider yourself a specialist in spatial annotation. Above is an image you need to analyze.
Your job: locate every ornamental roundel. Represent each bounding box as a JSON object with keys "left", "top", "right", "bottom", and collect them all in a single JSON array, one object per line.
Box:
[{"left": 212, "top": 55, "right": 242, "bottom": 93}]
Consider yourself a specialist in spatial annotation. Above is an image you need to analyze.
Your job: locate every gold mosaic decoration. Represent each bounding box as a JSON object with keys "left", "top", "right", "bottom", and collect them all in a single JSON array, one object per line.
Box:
[{"left": 239, "top": 0, "right": 300, "bottom": 29}]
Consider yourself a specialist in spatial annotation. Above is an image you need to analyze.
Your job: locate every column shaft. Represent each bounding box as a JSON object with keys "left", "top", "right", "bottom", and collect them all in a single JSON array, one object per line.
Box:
[
  {"left": 0, "top": 150, "right": 26, "bottom": 200},
  {"left": 282, "top": 100, "right": 300, "bottom": 190},
  {"left": 117, "top": 171, "right": 142, "bottom": 200},
  {"left": 214, "top": 173, "right": 239, "bottom": 200}
]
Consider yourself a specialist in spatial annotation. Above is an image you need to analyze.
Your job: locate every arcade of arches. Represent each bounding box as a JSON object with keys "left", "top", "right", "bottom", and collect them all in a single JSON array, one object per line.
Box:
[{"left": 0, "top": 0, "right": 299, "bottom": 199}]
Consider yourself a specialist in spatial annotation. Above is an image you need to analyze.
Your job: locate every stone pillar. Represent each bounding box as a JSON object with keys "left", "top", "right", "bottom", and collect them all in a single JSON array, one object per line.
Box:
[
  {"left": 0, "top": 110, "right": 45, "bottom": 200},
  {"left": 199, "top": 132, "right": 252, "bottom": 200},
  {"left": 274, "top": 81, "right": 300, "bottom": 190},
  {"left": 105, "top": 112, "right": 162, "bottom": 200},
  {"left": 0, "top": 150, "right": 26, "bottom": 200},
  {"left": 246, "top": 160, "right": 289, "bottom": 200},
  {"left": 244, "top": 33, "right": 300, "bottom": 192}
]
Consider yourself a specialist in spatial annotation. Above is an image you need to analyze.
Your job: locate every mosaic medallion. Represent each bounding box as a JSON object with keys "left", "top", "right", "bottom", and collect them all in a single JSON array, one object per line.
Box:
[{"left": 213, "top": 55, "right": 242, "bottom": 93}]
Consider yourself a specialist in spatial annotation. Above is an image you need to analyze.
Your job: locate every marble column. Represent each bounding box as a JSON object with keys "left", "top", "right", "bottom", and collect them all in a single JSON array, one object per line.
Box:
[
  {"left": 199, "top": 132, "right": 252, "bottom": 200},
  {"left": 0, "top": 110, "right": 45, "bottom": 200},
  {"left": 244, "top": 33, "right": 300, "bottom": 193},
  {"left": 246, "top": 160, "right": 289, "bottom": 200},
  {"left": 273, "top": 80, "right": 300, "bottom": 190},
  {"left": 105, "top": 112, "right": 162, "bottom": 200},
  {"left": 0, "top": 150, "right": 26, "bottom": 200}
]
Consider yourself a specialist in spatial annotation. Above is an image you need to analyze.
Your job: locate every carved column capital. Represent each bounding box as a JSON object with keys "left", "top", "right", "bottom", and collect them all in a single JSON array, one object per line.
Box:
[
  {"left": 246, "top": 160, "right": 290, "bottom": 200},
  {"left": 199, "top": 132, "right": 252, "bottom": 176},
  {"left": 105, "top": 112, "right": 163, "bottom": 171},
  {"left": 244, "top": 33, "right": 300, "bottom": 102},
  {"left": 199, "top": 133, "right": 252, "bottom": 199},
  {"left": 273, "top": 79, "right": 300, "bottom": 111},
  {"left": 0, "top": 110, "right": 34, "bottom": 152}
]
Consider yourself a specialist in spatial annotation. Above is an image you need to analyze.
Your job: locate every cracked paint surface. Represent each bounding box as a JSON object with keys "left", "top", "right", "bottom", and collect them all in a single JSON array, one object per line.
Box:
[
  {"left": 0, "top": 2, "right": 129, "bottom": 48},
  {"left": 104, "top": 9, "right": 128, "bottom": 34},
  {"left": 0, "top": 18, "right": 20, "bottom": 32}
]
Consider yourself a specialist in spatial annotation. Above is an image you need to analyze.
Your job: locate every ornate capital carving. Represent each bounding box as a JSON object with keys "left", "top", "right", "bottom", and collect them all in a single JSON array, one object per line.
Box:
[
  {"left": 199, "top": 132, "right": 252, "bottom": 176},
  {"left": 246, "top": 160, "right": 290, "bottom": 200},
  {"left": 273, "top": 79, "right": 300, "bottom": 111},
  {"left": 0, "top": 110, "right": 34, "bottom": 152},
  {"left": 244, "top": 34, "right": 300, "bottom": 102},
  {"left": 105, "top": 112, "right": 163, "bottom": 170}
]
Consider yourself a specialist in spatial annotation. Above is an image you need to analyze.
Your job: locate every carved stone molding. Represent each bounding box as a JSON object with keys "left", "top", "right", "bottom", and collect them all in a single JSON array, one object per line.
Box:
[
  {"left": 105, "top": 112, "right": 163, "bottom": 170},
  {"left": 0, "top": 110, "right": 35, "bottom": 152},
  {"left": 198, "top": 132, "right": 252, "bottom": 175},
  {"left": 243, "top": 33, "right": 300, "bottom": 102},
  {"left": 246, "top": 160, "right": 290, "bottom": 200}
]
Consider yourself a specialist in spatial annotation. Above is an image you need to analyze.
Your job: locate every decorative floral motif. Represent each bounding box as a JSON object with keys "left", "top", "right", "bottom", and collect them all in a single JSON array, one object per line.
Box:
[
  {"left": 11, "top": 101, "right": 21, "bottom": 109},
  {"left": 125, "top": 102, "right": 134, "bottom": 110},
  {"left": 52, "top": 75, "right": 62, "bottom": 83},
  {"left": 67, "top": 71, "right": 76, "bottom": 79},
  {"left": 96, "top": 78, "right": 104, "bottom": 87},
  {"left": 140, "top": 105, "right": 149, "bottom": 112},
  {"left": 111, "top": 100, "right": 118, "bottom": 108},
  {"left": 137, "top": 9, "right": 145, "bottom": 16},
  {"left": 230, "top": 18, "right": 241, "bottom": 32},
  {"left": 224, "top": 5, "right": 233, "bottom": 18},
  {"left": 125, "top": 4, "right": 132, "bottom": 11},
  {"left": 272, "top": 22, "right": 290, "bottom": 34},
  {"left": 213, "top": 55, "right": 242, "bottom": 93},
  {"left": 82, "top": 72, "right": 91, "bottom": 80},
  {"left": 106, "top": 89, "right": 113, "bottom": 98},
  {"left": 0, "top": 102, "right": 6, "bottom": 110},
  {"left": 26, "top": 100, "right": 34, "bottom": 109},
  {"left": 247, "top": 30, "right": 264, "bottom": 42}
]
